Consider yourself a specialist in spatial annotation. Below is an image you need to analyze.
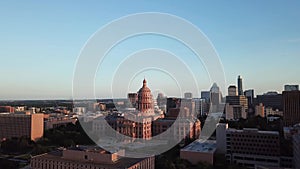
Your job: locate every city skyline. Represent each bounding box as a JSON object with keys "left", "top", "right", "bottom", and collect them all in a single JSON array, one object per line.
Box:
[{"left": 1, "top": 1, "right": 300, "bottom": 99}]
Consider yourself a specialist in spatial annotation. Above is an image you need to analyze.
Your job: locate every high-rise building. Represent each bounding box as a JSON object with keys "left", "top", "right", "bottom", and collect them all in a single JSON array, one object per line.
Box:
[
  {"left": 237, "top": 75, "right": 243, "bottom": 96},
  {"left": 30, "top": 146, "right": 155, "bottom": 169},
  {"left": 228, "top": 85, "right": 237, "bottom": 96},
  {"left": 255, "top": 103, "right": 265, "bottom": 117},
  {"left": 184, "top": 92, "right": 193, "bottom": 99},
  {"left": 181, "top": 98, "right": 195, "bottom": 115},
  {"left": 283, "top": 90, "right": 300, "bottom": 126},
  {"left": 157, "top": 93, "right": 166, "bottom": 106},
  {"left": 210, "top": 83, "right": 222, "bottom": 105},
  {"left": 244, "top": 89, "right": 254, "bottom": 106},
  {"left": 256, "top": 92, "right": 283, "bottom": 111},
  {"left": 225, "top": 92, "right": 248, "bottom": 120},
  {"left": 201, "top": 91, "right": 211, "bottom": 102},
  {"left": 209, "top": 83, "right": 224, "bottom": 113},
  {"left": 127, "top": 93, "right": 138, "bottom": 108},
  {"left": 156, "top": 93, "right": 167, "bottom": 112},
  {"left": 194, "top": 98, "right": 209, "bottom": 116},
  {"left": 284, "top": 84, "right": 299, "bottom": 91},
  {"left": 0, "top": 113, "right": 44, "bottom": 141},
  {"left": 293, "top": 132, "right": 300, "bottom": 169},
  {"left": 166, "top": 97, "right": 181, "bottom": 113}
]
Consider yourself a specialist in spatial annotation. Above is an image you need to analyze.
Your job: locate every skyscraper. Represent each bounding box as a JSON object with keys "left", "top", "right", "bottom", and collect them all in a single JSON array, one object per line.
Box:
[
  {"left": 210, "top": 83, "right": 221, "bottom": 105},
  {"left": 127, "top": 93, "right": 138, "bottom": 108},
  {"left": 237, "top": 75, "right": 243, "bottom": 96},
  {"left": 284, "top": 84, "right": 299, "bottom": 91},
  {"left": 283, "top": 90, "right": 300, "bottom": 126},
  {"left": 228, "top": 85, "right": 237, "bottom": 96},
  {"left": 184, "top": 92, "right": 193, "bottom": 99},
  {"left": 294, "top": 132, "right": 300, "bottom": 169},
  {"left": 256, "top": 92, "right": 283, "bottom": 111},
  {"left": 226, "top": 84, "right": 248, "bottom": 120},
  {"left": 244, "top": 89, "right": 254, "bottom": 106},
  {"left": 201, "top": 91, "right": 210, "bottom": 102}
]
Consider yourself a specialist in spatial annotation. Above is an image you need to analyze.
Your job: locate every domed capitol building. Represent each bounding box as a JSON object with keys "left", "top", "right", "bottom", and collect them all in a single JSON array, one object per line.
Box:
[
  {"left": 137, "top": 79, "right": 155, "bottom": 114},
  {"left": 92, "top": 79, "right": 201, "bottom": 140}
]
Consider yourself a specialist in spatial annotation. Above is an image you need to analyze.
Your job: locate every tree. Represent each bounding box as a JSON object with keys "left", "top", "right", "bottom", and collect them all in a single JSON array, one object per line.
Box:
[{"left": 196, "top": 162, "right": 213, "bottom": 169}]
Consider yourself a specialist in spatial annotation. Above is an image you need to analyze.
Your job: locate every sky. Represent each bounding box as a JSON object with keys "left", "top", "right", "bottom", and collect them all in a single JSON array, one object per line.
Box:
[{"left": 0, "top": 1, "right": 300, "bottom": 100}]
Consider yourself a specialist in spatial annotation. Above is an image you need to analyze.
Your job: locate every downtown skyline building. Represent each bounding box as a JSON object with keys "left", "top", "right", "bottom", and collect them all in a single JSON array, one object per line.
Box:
[
  {"left": 225, "top": 76, "right": 248, "bottom": 120},
  {"left": 293, "top": 131, "right": 300, "bottom": 169},
  {"left": 283, "top": 90, "right": 300, "bottom": 127},
  {"left": 237, "top": 75, "right": 244, "bottom": 96},
  {"left": 225, "top": 89, "right": 248, "bottom": 120}
]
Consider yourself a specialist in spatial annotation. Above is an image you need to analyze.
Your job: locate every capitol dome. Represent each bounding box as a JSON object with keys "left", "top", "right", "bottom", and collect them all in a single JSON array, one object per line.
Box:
[{"left": 137, "top": 78, "right": 154, "bottom": 113}]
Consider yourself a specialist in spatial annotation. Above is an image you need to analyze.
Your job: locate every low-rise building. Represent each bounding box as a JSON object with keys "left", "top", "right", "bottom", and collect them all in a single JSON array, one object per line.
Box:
[
  {"left": 44, "top": 117, "right": 77, "bottom": 130},
  {"left": 0, "top": 106, "right": 14, "bottom": 113},
  {"left": 180, "top": 139, "right": 216, "bottom": 165},
  {"left": 225, "top": 128, "right": 280, "bottom": 168},
  {"left": 30, "top": 145, "right": 155, "bottom": 169},
  {"left": 265, "top": 107, "right": 283, "bottom": 117},
  {"left": 152, "top": 117, "right": 201, "bottom": 140}
]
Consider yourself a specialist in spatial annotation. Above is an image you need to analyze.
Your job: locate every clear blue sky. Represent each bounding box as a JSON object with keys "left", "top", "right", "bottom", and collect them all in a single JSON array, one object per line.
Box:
[{"left": 0, "top": 1, "right": 300, "bottom": 99}]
